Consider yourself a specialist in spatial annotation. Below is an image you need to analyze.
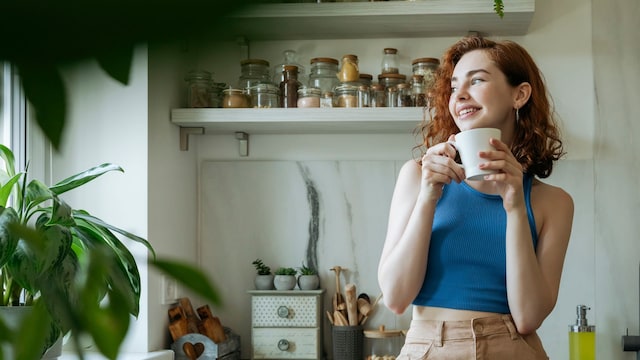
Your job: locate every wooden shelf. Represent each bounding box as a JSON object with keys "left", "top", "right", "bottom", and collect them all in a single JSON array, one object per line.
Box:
[
  {"left": 171, "top": 107, "right": 425, "bottom": 134},
  {"left": 226, "top": 0, "right": 535, "bottom": 40}
]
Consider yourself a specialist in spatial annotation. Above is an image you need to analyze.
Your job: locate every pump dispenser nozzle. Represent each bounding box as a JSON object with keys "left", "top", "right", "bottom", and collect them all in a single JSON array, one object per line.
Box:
[{"left": 569, "top": 305, "right": 595, "bottom": 360}]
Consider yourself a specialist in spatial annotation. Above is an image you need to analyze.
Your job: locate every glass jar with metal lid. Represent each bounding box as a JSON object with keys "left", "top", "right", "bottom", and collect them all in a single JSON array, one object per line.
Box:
[
  {"left": 209, "top": 82, "right": 227, "bottom": 108},
  {"left": 359, "top": 73, "right": 373, "bottom": 87},
  {"left": 238, "top": 59, "right": 272, "bottom": 90},
  {"left": 364, "top": 325, "right": 404, "bottom": 360},
  {"left": 248, "top": 83, "right": 280, "bottom": 108},
  {"left": 378, "top": 73, "right": 406, "bottom": 91},
  {"left": 185, "top": 70, "right": 213, "bottom": 108},
  {"left": 334, "top": 83, "right": 358, "bottom": 108},
  {"left": 370, "top": 84, "right": 386, "bottom": 108},
  {"left": 381, "top": 48, "right": 400, "bottom": 74},
  {"left": 409, "top": 74, "right": 427, "bottom": 107},
  {"left": 222, "top": 88, "right": 250, "bottom": 108},
  {"left": 396, "top": 83, "right": 412, "bottom": 107},
  {"left": 308, "top": 57, "right": 340, "bottom": 97},
  {"left": 411, "top": 57, "right": 440, "bottom": 90}
]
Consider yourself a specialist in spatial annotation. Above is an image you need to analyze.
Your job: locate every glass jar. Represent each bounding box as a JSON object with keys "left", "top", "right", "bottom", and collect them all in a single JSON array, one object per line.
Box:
[
  {"left": 396, "top": 83, "right": 412, "bottom": 107},
  {"left": 238, "top": 59, "right": 272, "bottom": 90},
  {"left": 320, "top": 91, "right": 334, "bottom": 108},
  {"left": 378, "top": 73, "right": 407, "bottom": 91},
  {"left": 222, "top": 88, "right": 250, "bottom": 108},
  {"left": 334, "top": 84, "right": 358, "bottom": 108},
  {"left": 364, "top": 326, "right": 404, "bottom": 360},
  {"left": 337, "top": 54, "right": 359, "bottom": 83},
  {"left": 359, "top": 73, "right": 373, "bottom": 87},
  {"left": 308, "top": 57, "right": 340, "bottom": 96},
  {"left": 381, "top": 48, "right": 399, "bottom": 74},
  {"left": 273, "top": 49, "right": 307, "bottom": 86},
  {"left": 386, "top": 86, "right": 398, "bottom": 108},
  {"left": 297, "top": 87, "right": 321, "bottom": 108},
  {"left": 358, "top": 85, "right": 370, "bottom": 108},
  {"left": 409, "top": 74, "right": 427, "bottom": 107},
  {"left": 185, "top": 70, "right": 213, "bottom": 108},
  {"left": 248, "top": 83, "right": 280, "bottom": 108},
  {"left": 412, "top": 57, "right": 440, "bottom": 90},
  {"left": 209, "top": 82, "right": 227, "bottom": 108},
  {"left": 370, "top": 84, "right": 386, "bottom": 108},
  {"left": 279, "top": 65, "right": 301, "bottom": 108}
]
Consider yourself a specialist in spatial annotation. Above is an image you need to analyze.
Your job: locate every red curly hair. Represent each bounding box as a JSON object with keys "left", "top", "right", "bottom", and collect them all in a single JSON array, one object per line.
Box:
[{"left": 417, "top": 36, "right": 564, "bottom": 178}]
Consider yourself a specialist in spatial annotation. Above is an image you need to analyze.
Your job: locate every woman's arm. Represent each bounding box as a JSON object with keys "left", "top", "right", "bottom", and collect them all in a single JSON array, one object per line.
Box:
[
  {"left": 378, "top": 143, "right": 464, "bottom": 314},
  {"left": 506, "top": 184, "right": 574, "bottom": 334}
]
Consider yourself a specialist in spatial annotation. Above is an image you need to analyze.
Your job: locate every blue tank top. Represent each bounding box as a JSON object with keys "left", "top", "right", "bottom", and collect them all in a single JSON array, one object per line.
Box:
[{"left": 412, "top": 174, "right": 538, "bottom": 314}]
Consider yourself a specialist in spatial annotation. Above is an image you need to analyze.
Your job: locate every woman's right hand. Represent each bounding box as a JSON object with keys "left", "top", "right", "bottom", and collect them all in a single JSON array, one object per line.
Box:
[{"left": 419, "top": 135, "right": 465, "bottom": 200}]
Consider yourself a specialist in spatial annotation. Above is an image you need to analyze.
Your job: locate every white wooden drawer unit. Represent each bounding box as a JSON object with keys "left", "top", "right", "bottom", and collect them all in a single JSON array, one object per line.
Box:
[{"left": 248, "top": 290, "right": 325, "bottom": 360}]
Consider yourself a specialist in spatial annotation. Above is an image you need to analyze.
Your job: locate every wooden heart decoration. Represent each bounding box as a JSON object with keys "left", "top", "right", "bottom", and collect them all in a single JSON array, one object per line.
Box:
[{"left": 182, "top": 342, "right": 205, "bottom": 360}]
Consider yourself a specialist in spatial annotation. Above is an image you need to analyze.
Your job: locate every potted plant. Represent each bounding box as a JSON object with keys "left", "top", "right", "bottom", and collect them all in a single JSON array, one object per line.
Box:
[
  {"left": 273, "top": 267, "right": 297, "bottom": 291},
  {"left": 0, "top": 144, "right": 156, "bottom": 359},
  {"left": 252, "top": 259, "right": 274, "bottom": 290},
  {"left": 297, "top": 263, "right": 319, "bottom": 290}
]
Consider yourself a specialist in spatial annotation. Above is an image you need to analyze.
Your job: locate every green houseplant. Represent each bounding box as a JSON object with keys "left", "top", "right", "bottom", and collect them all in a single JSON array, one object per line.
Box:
[
  {"left": 273, "top": 267, "right": 297, "bottom": 291},
  {"left": 252, "top": 258, "right": 274, "bottom": 290},
  {"left": 0, "top": 143, "right": 158, "bottom": 359},
  {"left": 297, "top": 263, "right": 319, "bottom": 290}
]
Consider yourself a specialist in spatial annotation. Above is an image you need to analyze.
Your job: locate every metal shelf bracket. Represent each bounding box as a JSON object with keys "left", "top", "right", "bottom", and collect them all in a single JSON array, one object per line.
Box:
[
  {"left": 235, "top": 131, "right": 249, "bottom": 156},
  {"left": 179, "top": 127, "right": 204, "bottom": 151}
]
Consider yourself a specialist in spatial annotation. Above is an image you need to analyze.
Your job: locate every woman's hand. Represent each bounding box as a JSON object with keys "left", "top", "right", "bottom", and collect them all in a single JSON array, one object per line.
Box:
[
  {"left": 419, "top": 135, "right": 465, "bottom": 201},
  {"left": 478, "top": 137, "right": 525, "bottom": 211}
]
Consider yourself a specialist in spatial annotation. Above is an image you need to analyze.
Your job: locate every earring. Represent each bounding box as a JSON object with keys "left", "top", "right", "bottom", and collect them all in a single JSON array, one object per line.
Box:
[{"left": 515, "top": 108, "right": 520, "bottom": 122}]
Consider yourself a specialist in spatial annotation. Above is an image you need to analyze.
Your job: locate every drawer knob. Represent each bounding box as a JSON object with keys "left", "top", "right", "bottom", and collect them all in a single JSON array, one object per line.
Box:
[
  {"left": 277, "top": 305, "right": 290, "bottom": 318},
  {"left": 277, "top": 339, "right": 290, "bottom": 351}
]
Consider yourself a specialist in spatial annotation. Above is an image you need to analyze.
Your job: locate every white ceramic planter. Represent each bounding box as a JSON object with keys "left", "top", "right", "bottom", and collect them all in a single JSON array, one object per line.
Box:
[
  {"left": 297, "top": 275, "right": 320, "bottom": 290},
  {"left": 273, "top": 275, "right": 297, "bottom": 290},
  {"left": 254, "top": 274, "right": 275, "bottom": 290}
]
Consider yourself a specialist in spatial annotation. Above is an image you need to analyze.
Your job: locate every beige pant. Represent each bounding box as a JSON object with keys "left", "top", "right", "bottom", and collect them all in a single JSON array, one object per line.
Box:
[{"left": 397, "top": 315, "right": 549, "bottom": 360}]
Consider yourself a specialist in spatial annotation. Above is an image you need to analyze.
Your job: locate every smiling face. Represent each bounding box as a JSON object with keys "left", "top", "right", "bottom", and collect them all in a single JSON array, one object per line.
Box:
[{"left": 449, "top": 50, "right": 520, "bottom": 141}]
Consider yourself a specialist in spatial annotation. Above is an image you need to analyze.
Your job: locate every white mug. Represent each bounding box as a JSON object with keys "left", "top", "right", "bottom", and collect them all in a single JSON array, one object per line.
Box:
[{"left": 450, "top": 128, "right": 502, "bottom": 180}]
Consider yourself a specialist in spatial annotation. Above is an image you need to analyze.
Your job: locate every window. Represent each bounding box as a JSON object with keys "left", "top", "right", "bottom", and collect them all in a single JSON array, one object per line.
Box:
[{"left": 1, "top": 62, "right": 27, "bottom": 171}]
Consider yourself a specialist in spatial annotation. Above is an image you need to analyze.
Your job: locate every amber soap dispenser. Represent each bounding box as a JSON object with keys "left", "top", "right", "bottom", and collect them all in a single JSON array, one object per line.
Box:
[{"left": 569, "top": 305, "right": 596, "bottom": 360}]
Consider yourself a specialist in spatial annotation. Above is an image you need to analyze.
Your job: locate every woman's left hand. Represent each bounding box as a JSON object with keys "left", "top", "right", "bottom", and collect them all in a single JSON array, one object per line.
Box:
[{"left": 478, "top": 138, "right": 524, "bottom": 211}]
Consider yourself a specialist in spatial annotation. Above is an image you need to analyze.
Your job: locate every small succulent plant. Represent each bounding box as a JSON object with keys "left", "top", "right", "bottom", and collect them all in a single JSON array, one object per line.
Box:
[
  {"left": 299, "top": 263, "right": 317, "bottom": 276},
  {"left": 252, "top": 258, "right": 272, "bottom": 275},
  {"left": 274, "top": 267, "right": 297, "bottom": 276}
]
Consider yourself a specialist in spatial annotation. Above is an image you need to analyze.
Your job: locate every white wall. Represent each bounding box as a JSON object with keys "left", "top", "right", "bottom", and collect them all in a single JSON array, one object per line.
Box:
[{"left": 50, "top": 46, "right": 150, "bottom": 353}]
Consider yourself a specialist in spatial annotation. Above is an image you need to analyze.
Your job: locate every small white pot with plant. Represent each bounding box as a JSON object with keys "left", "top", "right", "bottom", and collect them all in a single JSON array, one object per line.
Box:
[
  {"left": 252, "top": 259, "right": 274, "bottom": 290},
  {"left": 273, "top": 267, "right": 297, "bottom": 291},
  {"left": 297, "top": 263, "right": 319, "bottom": 290}
]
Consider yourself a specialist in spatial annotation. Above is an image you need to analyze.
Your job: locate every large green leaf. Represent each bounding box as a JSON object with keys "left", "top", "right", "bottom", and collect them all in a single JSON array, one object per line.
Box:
[
  {"left": 152, "top": 259, "right": 222, "bottom": 307},
  {"left": 16, "top": 62, "right": 66, "bottom": 150},
  {"left": 96, "top": 46, "right": 134, "bottom": 86},
  {"left": 71, "top": 220, "right": 141, "bottom": 316},
  {"left": 0, "top": 144, "right": 16, "bottom": 177},
  {"left": 74, "top": 211, "right": 155, "bottom": 257},
  {"left": 6, "top": 220, "right": 71, "bottom": 293},
  {"left": 0, "top": 174, "right": 22, "bottom": 208},
  {"left": 0, "top": 207, "right": 19, "bottom": 267},
  {"left": 49, "top": 163, "right": 123, "bottom": 196}
]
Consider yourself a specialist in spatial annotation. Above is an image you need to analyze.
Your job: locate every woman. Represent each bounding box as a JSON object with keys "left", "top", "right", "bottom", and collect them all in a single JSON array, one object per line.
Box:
[{"left": 377, "top": 36, "right": 574, "bottom": 359}]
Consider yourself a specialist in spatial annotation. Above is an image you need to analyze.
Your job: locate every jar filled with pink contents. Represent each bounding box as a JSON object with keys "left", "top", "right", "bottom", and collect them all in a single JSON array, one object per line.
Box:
[{"left": 297, "top": 87, "right": 321, "bottom": 108}]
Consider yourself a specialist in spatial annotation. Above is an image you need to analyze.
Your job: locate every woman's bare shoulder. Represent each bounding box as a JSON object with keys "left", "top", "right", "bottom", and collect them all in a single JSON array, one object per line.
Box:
[{"left": 531, "top": 179, "right": 574, "bottom": 213}]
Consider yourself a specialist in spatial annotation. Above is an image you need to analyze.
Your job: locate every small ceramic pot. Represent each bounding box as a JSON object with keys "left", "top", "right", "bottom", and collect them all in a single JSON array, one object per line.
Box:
[
  {"left": 273, "top": 275, "right": 297, "bottom": 290},
  {"left": 254, "top": 274, "right": 275, "bottom": 290},
  {"left": 297, "top": 275, "right": 320, "bottom": 290}
]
